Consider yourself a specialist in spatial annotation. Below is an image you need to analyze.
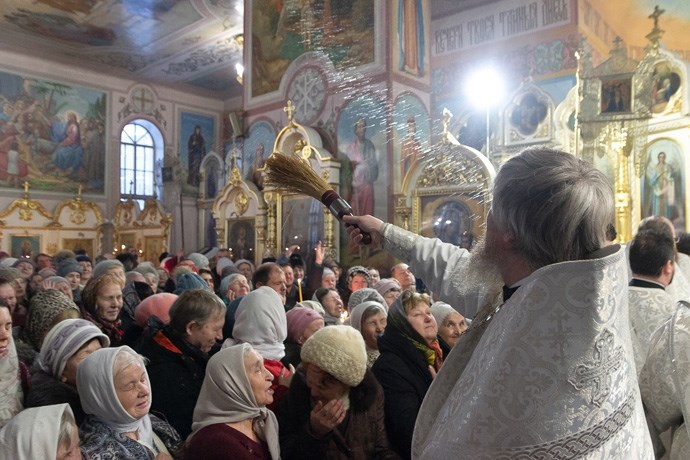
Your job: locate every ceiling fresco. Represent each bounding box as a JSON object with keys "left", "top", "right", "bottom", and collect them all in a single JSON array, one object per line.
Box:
[
  {"left": 0, "top": 0, "right": 687, "bottom": 101},
  {"left": 0, "top": 0, "right": 244, "bottom": 98}
]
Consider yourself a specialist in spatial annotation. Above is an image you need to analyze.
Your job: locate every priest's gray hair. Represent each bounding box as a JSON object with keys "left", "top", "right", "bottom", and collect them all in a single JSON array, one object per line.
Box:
[{"left": 491, "top": 147, "right": 614, "bottom": 270}]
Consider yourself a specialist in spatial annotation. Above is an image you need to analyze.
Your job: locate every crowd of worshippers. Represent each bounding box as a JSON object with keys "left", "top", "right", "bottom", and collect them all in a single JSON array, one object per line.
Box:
[
  {"left": 0, "top": 239, "right": 470, "bottom": 459},
  {"left": 3, "top": 149, "right": 690, "bottom": 459}
]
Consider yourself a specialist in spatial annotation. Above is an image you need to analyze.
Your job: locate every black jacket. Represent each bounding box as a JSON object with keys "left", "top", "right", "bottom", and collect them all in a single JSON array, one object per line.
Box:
[
  {"left": 372, "top": 324, "right": 433, "bottom": 460},
  {"left": 137, "top": 327, "right": 209, "bottom": 439}
]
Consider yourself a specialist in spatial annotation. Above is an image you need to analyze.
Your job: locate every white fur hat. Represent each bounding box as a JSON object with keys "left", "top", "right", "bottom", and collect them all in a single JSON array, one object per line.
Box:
[{"left": 300, "top": 325, "right": 367, "bottom": 387}]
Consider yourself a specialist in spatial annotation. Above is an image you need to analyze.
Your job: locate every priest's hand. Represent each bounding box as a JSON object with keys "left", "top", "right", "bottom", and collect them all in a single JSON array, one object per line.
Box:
[{"left": 342, "top": 215, "right": 384, "bottom": 247}]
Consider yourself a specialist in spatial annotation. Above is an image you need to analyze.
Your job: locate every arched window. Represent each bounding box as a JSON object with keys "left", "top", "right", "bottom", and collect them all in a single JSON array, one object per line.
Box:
[{"left": 120, "top": 120, "right": 163, "bottom": 203}]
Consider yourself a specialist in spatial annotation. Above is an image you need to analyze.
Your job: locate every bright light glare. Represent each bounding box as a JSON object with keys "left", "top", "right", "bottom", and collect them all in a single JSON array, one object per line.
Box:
[
  {"left": 235, "top": 63, "right": 244, "bottom": 77},
  {"left": 464, "top": 66, "right": 504, "bottom": 110}
]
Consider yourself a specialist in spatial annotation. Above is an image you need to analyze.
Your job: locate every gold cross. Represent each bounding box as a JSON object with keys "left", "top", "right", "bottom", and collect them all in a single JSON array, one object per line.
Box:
[{"left": 284, "top": 100, "right": 296, "bottom": 123}]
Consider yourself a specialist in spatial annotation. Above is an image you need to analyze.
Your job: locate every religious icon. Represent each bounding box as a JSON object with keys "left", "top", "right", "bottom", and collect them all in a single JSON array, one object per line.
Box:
[
  {"left": 600, "top": 79, "right": 632, "bottom": 114},
  {"left": 651, "top": 63, "right": 681, "bottom": 114}
]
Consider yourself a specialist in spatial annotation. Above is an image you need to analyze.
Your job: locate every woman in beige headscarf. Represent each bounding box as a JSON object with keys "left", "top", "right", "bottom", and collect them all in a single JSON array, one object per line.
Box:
[{"left": 186, "top": 343, "right": 280, "bottom": 460}]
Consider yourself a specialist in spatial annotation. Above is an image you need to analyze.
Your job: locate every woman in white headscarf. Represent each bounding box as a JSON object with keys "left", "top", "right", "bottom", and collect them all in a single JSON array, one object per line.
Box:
[
  {"left": 186, "top": 343, "right": 280, "bottom": 460},
  {"left": 0, "top": 403, "right": 81, "bottom": 459},
  {"left": 349, "top": 300, "right": 387, "bottom": 368},
  {"left": 223, "top": 286, "right": 293, "bottom": 409},
  {"left": 0, "top": 302, "right": 24, "bottom": 428},
  {"left": 77, "top": 346, "right": 182, "bottom": 459}
]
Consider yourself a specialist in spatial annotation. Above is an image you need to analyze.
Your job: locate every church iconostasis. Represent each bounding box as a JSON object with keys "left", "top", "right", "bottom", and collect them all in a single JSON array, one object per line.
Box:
[
  {"left": 113, "top": 198, "right": 171, "bottom": 262},
  {"left": 0, "top": 183, "right": 105, "bottom": 257}
]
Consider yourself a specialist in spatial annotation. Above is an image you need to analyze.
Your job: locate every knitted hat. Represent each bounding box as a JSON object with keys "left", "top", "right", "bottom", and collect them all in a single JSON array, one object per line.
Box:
[
  {"left": 56, "top": 258, "right": 82, "bottom": 278},
  {"left": 134, "top": 293, "right": 178, "bottom": 327},
  {"left": 39, "top": 318, "right": 109, "bottom": 378},
  {"left": 297, "top": 300, "right": 326, "bottom": 316},
  {"left": 12, "top": 258, "right": 36, "bottom": 270},
  {"left": 347, "top": 288, "right": 386, "bottom": 310},
  {"left": 347, "top": 265, "right": 370, "bottom": 282},
  {"left": 0, "top": 257, "right": 18, "bottom": 268},
  {"left": 75, "top": 255, "right": 92, "bottom": 264},
  {"left": 92, "top": 259, "right": 125, "bottom": 279},
  {"left": 234, "top": 259, "right": 255, "bottom": 273},
  {"left": 301, "top": 326, "right": 367, "bottom": 387},
  {"left": 38, "top": 267, "right": 57, "bottom": 279},
  {"left": 430, "top": 302, "right": 456, "bottom": 327},
  {"left": 173, "top": 272, "right": 210, "bottom": 295},
  {"left": 0, "top": 267, "right": 22, "bottom": 282},
  {"left": 186, "top": 252, "right": 209, "bottom": 270},
  {"left": 373, "top": 278, "right": 401, "bottom": 297},
  {"left": 26, "top": 290, "right": 80, "bottom": 351},
  {"left": 216, "top": 257, "right": 234, "bottom": 276},
  {"left": 286, "top": 307, "right": 324, "bottom": 343}
]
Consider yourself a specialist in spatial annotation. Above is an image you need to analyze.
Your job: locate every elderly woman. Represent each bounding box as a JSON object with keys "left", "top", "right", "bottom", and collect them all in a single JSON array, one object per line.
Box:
[
  {"left": 283, "top": 307, "right": 325, "bottom": 367},
  {"left": 91, "top": 259, "right": 126, "bottom": 282},
  {"left": 373, "top": 279, "right": 402, "bottom": 308},
  {"left": 137, "top": 289, "right": 226, "bottom": 440},
  {"left": 234, "top": 259, "right": 255, "bottom": 281},
  {"left": 372, "top": 291, "right": 442, "bottom": 459},
  {"left": 81, "top": 272, "right": 125, "bottom": 346},
  {"left": 0, "top": 301, "right": 27, "bottom": 428},
  {"left": 220, "top": 273, "right": 250, "bottom": 304},
  {"left": 0, "top": 403, "right": 81, "bottom": 459},
  {"left": 135, "top": 262, "right": 161, "bottom": 295},
  {"left": 186, "top": 344, "right": 280, "bottom": 460},
  {"left": 42, "top": 276, "right": 74, "bottom": 300},
  {"left": 349, "top": 300, "right": 387, "bottom": 368},
  {"left": 224, "top": 286, "right": 292, "bottom": 409},
  {"left": 313, "top": 287, "right": 344, "bottom": 326},
  {"left": 430, "top": 301, "right": 469, "bottom": 350},
  {"left": 26, "top": 318, "right": 109, "bottom": 424},
  {"left": 24, "top": 290, "right": 80, "bottom": 353},
  {"left": 277, "top": 326, "right": 398, "bottom": 459},
  {"left": 77, "top": 346, "right": 183, "bottom": 459}
]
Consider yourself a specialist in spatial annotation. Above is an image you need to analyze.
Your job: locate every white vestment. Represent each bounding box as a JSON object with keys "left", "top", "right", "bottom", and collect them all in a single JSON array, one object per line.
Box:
[
  {"left": 628, "top": 284, "right": 675, "bottom": 374},
  {"left": 381, "top": 225, "right": 654, "bottom": 459},
  {"left": 639, "top": 301, "right": 690, "bottom": 459}
]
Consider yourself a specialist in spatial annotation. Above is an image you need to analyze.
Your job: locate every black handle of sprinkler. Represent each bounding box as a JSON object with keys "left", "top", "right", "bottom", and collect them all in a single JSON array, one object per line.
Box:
[{"left": 322, "top": 191, "right": 372, "bottom": 245}]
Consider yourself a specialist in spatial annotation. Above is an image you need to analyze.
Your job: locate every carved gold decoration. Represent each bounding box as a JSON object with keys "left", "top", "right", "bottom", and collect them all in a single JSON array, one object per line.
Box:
[
  {"left": 0, "top": 181, "right": 53, "bottom": 222},
  {"left": 263, "top": 192, "right": 277, "bottom": 257},
  {"left": 284, "top": 100, "right": 296, "bottom": 127},
  {"left": 416, "top": 149, "right": 486, "bottom": 188},
  {"left": 229, "top": 164, "right": 243, "bottom": 187},
  {"left": 234, "top": 191, "right": 249, "bottom": 216},
  {"left": 394, "top": 194, "right": 411, "bottom": 231}
]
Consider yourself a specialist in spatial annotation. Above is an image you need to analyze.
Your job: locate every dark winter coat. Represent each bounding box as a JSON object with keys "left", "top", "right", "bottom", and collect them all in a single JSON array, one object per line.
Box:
[
  {"left": 276, "top": 367, "right": 400, "bottom": 460},
  {"left": 372, "top": 324, "right": 434, "bottom": 460},
  {"left": 137, "top": 327, "right": 209, "bottom": 439}
]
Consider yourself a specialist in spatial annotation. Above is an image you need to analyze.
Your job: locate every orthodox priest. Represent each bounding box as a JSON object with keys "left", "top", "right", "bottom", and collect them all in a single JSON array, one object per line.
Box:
[{"left": 344, "top": 147, "right": 653, "bottom": 458}]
